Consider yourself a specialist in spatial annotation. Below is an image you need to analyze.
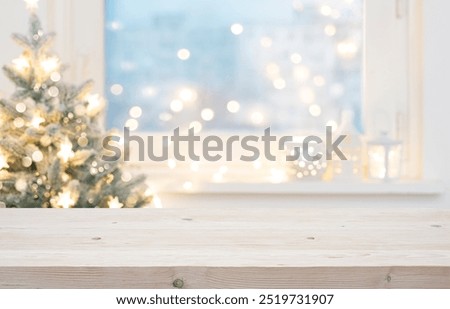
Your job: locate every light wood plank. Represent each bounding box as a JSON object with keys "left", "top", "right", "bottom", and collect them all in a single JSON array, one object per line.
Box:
[{"left": 0, "top": 207, "right": 449, "bottom": 288}]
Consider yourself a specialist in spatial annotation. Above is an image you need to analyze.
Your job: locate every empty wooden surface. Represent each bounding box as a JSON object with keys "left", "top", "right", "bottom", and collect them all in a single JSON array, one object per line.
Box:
[{"left": 0, "top": 207, "right": 449, "bottom": 288}]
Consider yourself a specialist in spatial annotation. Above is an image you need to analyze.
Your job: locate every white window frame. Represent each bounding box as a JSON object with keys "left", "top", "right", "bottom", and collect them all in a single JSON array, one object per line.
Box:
[{"left": 41, "top": 0, "right": 442, "bottom": 195}]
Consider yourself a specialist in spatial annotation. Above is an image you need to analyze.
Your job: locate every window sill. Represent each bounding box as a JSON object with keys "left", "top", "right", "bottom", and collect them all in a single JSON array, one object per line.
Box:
[{"left": 154, "top": 180, "right": 445, "bottom": 196}]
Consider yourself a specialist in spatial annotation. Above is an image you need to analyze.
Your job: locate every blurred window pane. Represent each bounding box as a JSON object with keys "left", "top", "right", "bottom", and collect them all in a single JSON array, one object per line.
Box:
[{"left": 105, "top": 0, "right": 363, "bottom": 133}]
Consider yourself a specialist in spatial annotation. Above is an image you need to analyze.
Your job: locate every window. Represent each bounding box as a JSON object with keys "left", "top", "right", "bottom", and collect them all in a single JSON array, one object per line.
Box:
[
  {"left": 43, "top": 0, "right": 423, "bottom": 189},
  {"left": 105, "top": 0, "right": 363, "bottom": 133}
]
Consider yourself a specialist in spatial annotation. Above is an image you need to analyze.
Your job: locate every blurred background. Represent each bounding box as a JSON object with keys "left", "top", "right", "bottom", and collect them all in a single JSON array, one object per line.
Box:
[{"left": 105, "top": 0, "right": 363, "bottom": 134}]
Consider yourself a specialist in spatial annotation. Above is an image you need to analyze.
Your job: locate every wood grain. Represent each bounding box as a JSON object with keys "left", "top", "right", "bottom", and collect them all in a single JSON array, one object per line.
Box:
[{"left": 0, "top": 207, "right": 449, "bottom": 288}]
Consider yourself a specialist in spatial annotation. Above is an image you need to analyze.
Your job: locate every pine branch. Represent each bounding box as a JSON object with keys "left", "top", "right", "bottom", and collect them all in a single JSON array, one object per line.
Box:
[
  {"left": 11, "top": 33, "right": 32, "bottom": 51},
  {"left": 0, "top": 138, "right": 28, "bottom": 157},
  {"left": 2, "top": 66, "right": 30, "bottom": 89},
  {"left": 0, "top": 98, "right": 21, "bottom": 118}
]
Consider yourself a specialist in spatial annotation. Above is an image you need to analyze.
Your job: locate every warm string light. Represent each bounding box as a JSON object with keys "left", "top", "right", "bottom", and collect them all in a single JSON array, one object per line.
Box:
[
  {"left": 56, "top": 190, "right": 76, "bottom": 208},
  {"left": 57, "top": 139, "right": 75, "bottom": 162},
  {"left": 270, "top": 168, "right": 288, "bottom": 184},
  {"left": 230, "top": 23, "right": 244, "bottom": 35},
  {"left": 177, "top": 48, "right": 191, "bottom": 60},
  {"left": 0, "top": 153, "right": 9, "bottom": 170},
  {"left": 31, "top": 115, "right": 45, "bottom": 128},
  {"left": 12, "top": 56, "right": 30, "bottom": 72},
  {"left": 86, "top": 94, "right": 105, "bottom": 116},
  {"left": 40, "top": 57, "right": 60, "bottom": 74},
  {"left": 151, "top": 194, "right": 163, "bottom": 208},
  {"left": 108, "top": 196, "right": 123, "bottom": 208},
  {"left": 337, "top": 40, "right": 359, "bottom": 59}
]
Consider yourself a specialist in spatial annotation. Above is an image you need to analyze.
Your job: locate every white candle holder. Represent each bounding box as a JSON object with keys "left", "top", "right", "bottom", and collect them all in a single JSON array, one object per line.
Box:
[{"left": 367, "top": 132, "right": 402, "bottom": 181}]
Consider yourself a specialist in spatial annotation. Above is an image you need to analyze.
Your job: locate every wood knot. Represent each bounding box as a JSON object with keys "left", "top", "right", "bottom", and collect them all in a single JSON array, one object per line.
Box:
[
  {"left": 91, "top": 237, "right": 102, "bottom": 241},
  {"left": 173, "top": 278, "right": 184, "bottom": 289}
]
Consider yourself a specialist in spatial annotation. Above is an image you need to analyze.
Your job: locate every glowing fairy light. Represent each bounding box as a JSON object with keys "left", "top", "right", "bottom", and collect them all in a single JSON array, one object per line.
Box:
[
  {"left": 15, "top": 103, "right": 26, "bottom": 113},
  {"left": 201, "top": 108, "right": 215, "bottom": 121},
  {"left": 270, "top": 168, "right": 287, "bottom": 184},
  {"left": 56, "top": 190, "right": 76, "bottom": 208},
  {"left": 273, "top": 78, "right": 286, "bottom": 90},
  {"left": 170, "top": 99, "right": 184, "bottom": 112},
  {"left": 309, "top": 104, "right": 322, "bottom": 117},
  {"left": 320, "top": 5, "right": 332, "bottom": 16},
  {"left": 48, "top": 86, "right": 59, "bottom": 97},
  {"left": 108, "top": 196, "right": 124, "bottom": 209},
  {"left": 0, "top": 154, "right": 9, "bottom": 170},
  {"left": 40, "top": 57, "right": 59, "bottom": 73},
  {"left": 168, "top": 159, "right": 176, "bottom": 169},
  {"left": 313, "top": 75, "right": 326, "bottom": 87},
  {"left": 290, "top": 53, "right": 302, "bottom": 64},
  {"left": 151, "top": 194, "right": 163, "bottom": 208},
  {"left": 129, "top": 106, "right": 143, "bottom": 118},
  {"left": 50, "top": 72, "right": 61, "bottom": 82},
  {"left": 230, "top": 23, "right": 244, "bottom": 35},
  {"left": 12, "top": 56, "right": 30, "bottom": 72},
  {"left": 253, "top": 160, "right": 262, "bottom": 170},
  {"left": 31, "top": 150, "right": 44, "bottom": 162},
  {"left": 159, "top": 112, "right": 173, "bottom": 122},
  {"left": 86, "top": 94, "right": 105, "bottom": 116},
  {"left": 178, "top": 88, "right": 197, "bottom": 102},
  {"left": 337, "top": 40, "right": 359, "bottom": 59},
  {"left": 212, "top": 172, "right": 223, "bottom": 183},
  {"left": 57, "top": 139, "right": 75, "bottom": 163},
  {"left": 324, "top": 24, "right": 337, "bottom": 36},
  {"left": 110, "top": 21, "right": 123, "bottom": 31},
  {"left": 121, "top": 172, "right": 132, "bottom": 182},
  {"left": 227, "top": 100, "right": 240, "bottom": 113},
  {"left": 250, "top": 111, "right": 264, "bottom": 125},
  {"left": 141, "top": 86, "right": 157, "bottom": 97},
  {"left": 183, "top": 181, "right": 193, "bottom": 191},
  {"left": 293, "top": 65, "right": 310, "bottom": 82},
  {"left": 326, "top": 120, "right": 338, "bottom": 132},
  {"left": 125, "top": 119, "right": 139, "bottom": 131},
  {"left": 22, "top": 157, "right": 32, "bottom": 168},
  {"left": 13, "top": 117, "right": 25, "bottom": 128},
  {"left": 177, "top": 48, "right": 191, "bottom": 60},
  {"left": 189, "top": 121, "right": 202, "bottom": 134},
  {"left": 110, "top": 84, "right": 123, "bottom": 96}
]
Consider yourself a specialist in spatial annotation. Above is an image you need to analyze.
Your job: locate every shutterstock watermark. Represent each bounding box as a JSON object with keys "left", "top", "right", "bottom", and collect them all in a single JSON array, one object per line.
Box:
[{"left": 102, "top": 127, "right": 347, "bottom": 162}]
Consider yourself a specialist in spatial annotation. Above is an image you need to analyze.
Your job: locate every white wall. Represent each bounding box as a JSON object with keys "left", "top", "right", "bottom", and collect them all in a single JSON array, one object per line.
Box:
[
  {"left": 423, "top": 0, "right": 450, "bottom": 202},
  {"left": 0, "top": 0, "right": 449, "bottom": 208}
]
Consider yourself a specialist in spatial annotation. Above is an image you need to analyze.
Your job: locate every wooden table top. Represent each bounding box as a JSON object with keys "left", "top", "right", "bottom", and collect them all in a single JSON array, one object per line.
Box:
[{"left": 1, "top": 207, "right": 449, "bottom": 288}]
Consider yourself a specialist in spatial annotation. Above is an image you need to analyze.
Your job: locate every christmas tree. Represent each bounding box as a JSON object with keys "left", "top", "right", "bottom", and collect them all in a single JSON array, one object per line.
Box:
[{"left": 0, "top": 1, "right": 152, "bottom": 208}]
